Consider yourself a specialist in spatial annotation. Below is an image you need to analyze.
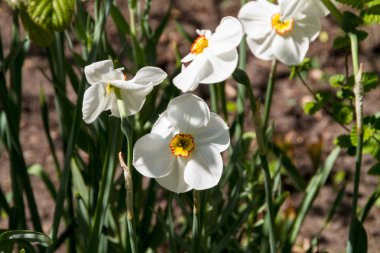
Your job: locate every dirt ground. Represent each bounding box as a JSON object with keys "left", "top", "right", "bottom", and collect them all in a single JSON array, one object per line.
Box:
[{"left": 1, "top": 1, "right": 380, "bottom": 252}]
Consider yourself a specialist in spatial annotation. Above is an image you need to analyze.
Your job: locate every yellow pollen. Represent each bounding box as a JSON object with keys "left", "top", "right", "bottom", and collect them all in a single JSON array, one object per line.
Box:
[
  {"left": 169, "top": 133, "right": 195, "bottom": 158},
  {"left": 191, "top": 35, "right": 208, "bottom": 54},
  {"left": 106, "top": 83, "right": 114, "bottom": 95},
  {"left": 271, "top": 13, "right": 294, "bottom": 36}
]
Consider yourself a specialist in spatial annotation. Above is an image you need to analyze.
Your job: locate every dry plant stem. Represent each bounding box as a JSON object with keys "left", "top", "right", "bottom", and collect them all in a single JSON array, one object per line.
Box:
[
  {"left": 347, "top": 33, "right": 364, "bottom": 253},
  {"left": 192, "top": 190, "right": 201, "bottom": 253},
  {"left": 262, "top": 59, "right": 278, "bottom": 131},
  {"left": 247, "top": 83, "right": 277, "bottom": 253},
  {"left": 119, "top": 153, "right": 138, "bottom": 253},
  {"left": 115, "top": 88, "right": 138, "bottom": 253}
]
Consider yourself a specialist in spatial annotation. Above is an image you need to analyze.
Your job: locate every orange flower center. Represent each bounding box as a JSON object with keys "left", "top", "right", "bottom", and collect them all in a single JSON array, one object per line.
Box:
[
  {"left": 169, "top": 133, "right": 195, "bottom": 157},
  {"left": 190, "top": 35, "right": 209, "bottom": 54},
  {"left": 271, "top": 13, "right": 294, "bottom": 36}
]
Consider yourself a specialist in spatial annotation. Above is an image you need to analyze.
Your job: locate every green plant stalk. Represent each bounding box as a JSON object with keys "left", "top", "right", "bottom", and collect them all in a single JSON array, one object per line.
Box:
[
  {"left": 246, "top": 82, "right": 277, "bottom": 253},
  {"left": 192, "top": 190, "right": 201, "bottom": 253},
  {"left": 115, "top": 88, "right": 138, "bottom": 253},
  {"left": 346, "top": 33, "right": 364, "bottom": 253},
  {"left": 210, "top": 84, "right": 219, "bottom": 113},
  {"left": 321, "top": 0, "right": 344, "bottom": 25},
  {"left": 234, "top": 0, "right": 247, "bottom": 139},
  {"left": 262, "top": 59, "right": 277, "bottom": 131}
]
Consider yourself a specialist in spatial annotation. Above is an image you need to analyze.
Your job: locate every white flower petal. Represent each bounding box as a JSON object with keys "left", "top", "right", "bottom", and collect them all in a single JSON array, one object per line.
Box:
[
  {"left": 208, "top": 16, "right": 243, "bottom": 55},
  {"left": 112, "top": 89, "right": 147, "bottom": 116},
  {"left": 238, "top": 0, "right": 278, "bottom": 40},
  {"left": 151, "top": 112, "right": 177, "bottom": 138},
  {"left": 84, "top": 60, "right": 121, "bottom": 85},
  {"left": 193, "top": 112, "right": 230, "bottom": 152},
  {"left": 156, "top": 158, "right": 192, "bottom": 193},
  {"left": 167, "top": 94, "right": 210, "bottom": 132},
  {"left": 82, "top": 84, "right": 111, "bottom": 123},
  {"left": 200, "top": 50, "right": 238, "bottom": 84},
  {"left": 279, "top": 0, "right": 305, "bottom": 19},
  {"left": 133, "top": 133, "right": 174, "bottom": 178},
  {"left": 303, "top": 0, "right": 330, "bottom": 17},
  {"left": 296, "top": 13, "right": 321, "bottom": 42},
  {"left": 272, "top": 30, "right": 309, "bottom": 65},
  {"left": 130, "top": 66, "right": 167, "bottom": 86},
  {"left": 184, "top": 146, "right": 223, "bottom": 190},
  {"left": 181, "top": 53, "right": 195, "bottom": 63},
  {"left": 173, "top": 54, "right": 210, "bottom": 92},
  {"left": 246, "top": 31, "right": 276, "bottom": 61}
]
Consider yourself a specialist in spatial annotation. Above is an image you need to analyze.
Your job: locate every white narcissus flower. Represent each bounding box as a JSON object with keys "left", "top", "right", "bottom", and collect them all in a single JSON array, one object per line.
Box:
[
  {"left": 133, "top": 94, "right": 230, "bottom": 193},
  {"left": 302, "top": 0, "right": 329, "bottom": 17},
  {"left": 238, "top": 0, "right": 322, "bottom": 65},
  {"left": 82, "top": 60, "right": 167, "bottom": 123},
  {"left": 173, "top": 16, "right": 243, "bottom": 92}
]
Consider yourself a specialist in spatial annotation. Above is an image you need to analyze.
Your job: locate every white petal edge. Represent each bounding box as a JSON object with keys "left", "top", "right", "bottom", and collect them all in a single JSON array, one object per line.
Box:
[
  {"left": 172, "top": 54, "right": 210, "bottom": 92},
  {"left": 184, "top": 146, "right": 223, "bottom": 190},
  {"left": 246, "top": 31, "right": 276, "bottom": 61},
  {"left": 295, "top": 13, "right": 321, "bottom": 42},
  {"left": 156, "top": 158, "right": 192, "bottom": 193},
  {"left": 193, "top": 112, "right": 230, "bottom": 152},
  {"left": 167, "top": 94, "right": 210, "bottom": 132},
  {"left": 200, "top": 49, "right": 238, "bottom": 84},
  {"left": 133, "top": 133, "right": 174, "bottom": 178},
  {"left": 151, "top": 112, "right": 177, "bottom": 139},
  {"left": 111, "top": 89, "right": 147, "bottom": 117},
  {"left": 272, "top": 30, "right": 309, "bottom": 66},
  {"left": 129, "top": 66, "right": 167, "bottom": 86},
  {"left": 84, "top": 60, "right": 116, "bottom": 85},
  {"left": 238, "top": 0, "right": 278, "bottom": 40},
  {"left": 82, "top": 84, "right": 110, "bottom": 123},
  {"left": 208, "top": 16, "right": 243, "bottom": 55}
]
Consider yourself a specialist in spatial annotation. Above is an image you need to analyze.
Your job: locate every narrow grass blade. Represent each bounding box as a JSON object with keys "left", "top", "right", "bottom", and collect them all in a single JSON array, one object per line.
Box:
[{"left": 0, "top": 230, "right": 53, "bottom": 247}]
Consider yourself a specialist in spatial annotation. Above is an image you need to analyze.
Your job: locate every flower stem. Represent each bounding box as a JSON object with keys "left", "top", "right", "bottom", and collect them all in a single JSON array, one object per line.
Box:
[
  {"left": 321, "top": 0, "right": 344, "bottom": 26},
  {"left": 246, "top": 81, "right": 277, "bottom": 253},
  {"left": 262, "top": 59, "right": 277, "bottom": 132},
  {"left": 115, "top": 88, "right": 138, "bottom": 253},
  {"left": 192, "top": 190, "right": 201, "bottom": 253},
  {"left": 346, "top": 33, "right": 364, "bottom": 253}
]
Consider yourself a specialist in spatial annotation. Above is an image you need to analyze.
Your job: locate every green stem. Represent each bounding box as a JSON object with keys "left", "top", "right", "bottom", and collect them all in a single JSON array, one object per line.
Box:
[
  {"left": 346, "top": 33, "right": 364, "bottom": 253},
  {"left": 115, "top": 88, "right": 138, "bottom": 253},
  {"left": 210, "top": 84, "right": 218, "bottom": 113},
  {"left": 262, "top": 59, "right": 277, "bottom": 131},
  {"left": 192, "top": 190, "right": 201, "bottom": 253},
  {"left": 246, "top": 81, "right": 277, "bottom": 253},
  {"left": 321, "top": 0, "right": 344, "bottom": 25}
]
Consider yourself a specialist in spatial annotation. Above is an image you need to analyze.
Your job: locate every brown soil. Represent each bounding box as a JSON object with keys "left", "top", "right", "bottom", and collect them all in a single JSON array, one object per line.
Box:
[{"left": 1, "top": 1, "right": 380, "bottom": 252}]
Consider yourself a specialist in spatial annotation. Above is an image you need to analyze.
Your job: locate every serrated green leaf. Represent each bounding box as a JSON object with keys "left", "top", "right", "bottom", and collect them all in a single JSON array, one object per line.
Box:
[
  {"left": 348, "top": 72, "right": 379, "bottom": 92},
  {"left": 335, "top": 134, "right": 353, "bottom": 148},
  {"left": 350, "top": 125, "right": 375, "bottom": 146},
  {"left": 329, "top": 74, "right": 346, "bottom": 88},
  {"left": 337, "top": 106, "right": 354, "bottom": 124},
  {"left": 303, "top": 101, "right": 320, "bottom": 115}
]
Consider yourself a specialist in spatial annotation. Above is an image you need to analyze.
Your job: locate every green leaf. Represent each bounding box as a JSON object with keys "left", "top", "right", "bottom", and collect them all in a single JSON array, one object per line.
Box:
[
  {"left": 350, "top": 125, "right": 375, "bottom": 146},
  {"left": 336, "top": 106, "right": 354, "bottom": 125},
  {"left": 368, "top": 163, "right": 380, "bottom": 175},
  {"left": 303, "top": 101, "right": 320, "bottom": 115},
  {"left": 232, "top": 68, "right": 251, "bottom": 87},
  {"left": 347, "top": 217, "right": 368, "bottom": 253},
  {"left": 0, "top": 230, "right": 53, "bottom": 247},
  {"left": 329, "top": 74, "right": 346, "bottom": 88}
]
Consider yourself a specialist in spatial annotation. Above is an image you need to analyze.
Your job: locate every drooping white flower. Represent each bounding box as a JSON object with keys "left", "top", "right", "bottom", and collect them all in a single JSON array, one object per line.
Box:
[
  {"left": 173, "top": 17, "right": 243, "bottom": 92},
  {"left": 133, "top": 94, "right": 230, "bottom": 193},
  {"left": 238, "top": 0, "right": 322, "bottom": 65},
  {"left": 82, "top": 60, "right": 167, "bottom": 123}
]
